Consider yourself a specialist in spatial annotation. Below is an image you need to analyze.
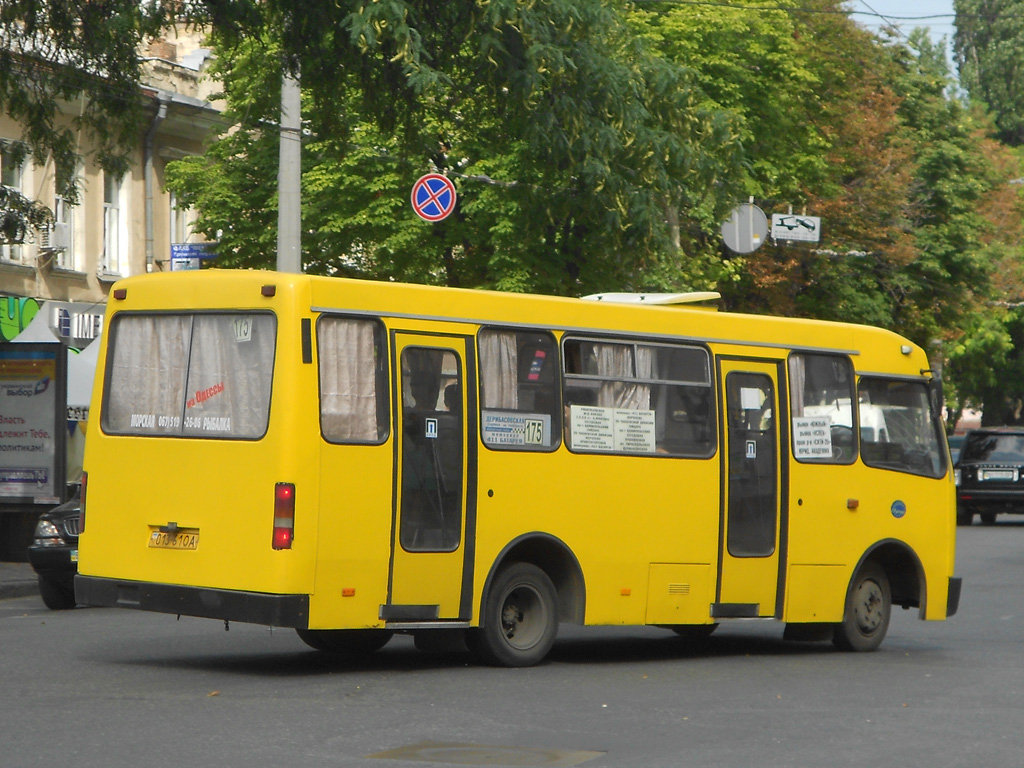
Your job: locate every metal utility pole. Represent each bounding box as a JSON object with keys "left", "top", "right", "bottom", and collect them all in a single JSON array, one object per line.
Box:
[{"left": 277, "top": 65, "right": 302, "bottom": 273}]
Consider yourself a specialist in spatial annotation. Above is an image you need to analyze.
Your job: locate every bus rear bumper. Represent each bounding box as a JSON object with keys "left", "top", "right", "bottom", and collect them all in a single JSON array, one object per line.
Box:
[{"left": 75, "top": 575, "right": 309, "bottom": 628}]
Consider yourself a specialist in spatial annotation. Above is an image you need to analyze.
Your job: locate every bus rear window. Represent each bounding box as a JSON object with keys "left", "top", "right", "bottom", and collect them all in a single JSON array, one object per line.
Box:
[{"left": 102, "top": 312, "right": 276, "bottom": 439}]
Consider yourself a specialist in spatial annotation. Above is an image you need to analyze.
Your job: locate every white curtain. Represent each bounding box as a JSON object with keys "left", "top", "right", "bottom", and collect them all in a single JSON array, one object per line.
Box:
[
  {"left": 597, "top": 343, "right": 651, "bottom": 410},
  {"left": 319, "top": 317, "right": 380, "bottom": 441},
  {"left": 104, "top": 315, "right": 190, "bottom": 434},
  {"left": 788, "top": 356, "right": 807, "bottom": 417},
  {"left": 480, "top": 330, "right": 518, "bottom": 409},
  {"left": 185, "top": 314, "right": 275, "bottom": 438}
]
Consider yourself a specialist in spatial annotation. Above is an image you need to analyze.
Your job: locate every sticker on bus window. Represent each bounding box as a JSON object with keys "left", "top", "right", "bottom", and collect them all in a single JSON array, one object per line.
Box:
[
  {"left": 740, "top": 387, "right": 763, "bottom": 410},
  {"left": 792, "top": 416, "right": 833, "bottom": 459},
  {"left": 233, "top": 316, "right": 253, "bottom": 343},
  {"left": 482, "top": 411, "right": 552, "bottom": 447}
]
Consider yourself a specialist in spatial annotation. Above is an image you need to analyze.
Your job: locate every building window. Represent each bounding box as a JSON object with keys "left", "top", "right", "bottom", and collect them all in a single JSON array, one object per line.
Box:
[
  {"left": 102, "top": 171, "right": 128, "bottom": 275},
  {"left": 170, "top": 191, "right": 197, "bottom": 244},
  {"left": 53, "top": 169, "right": 77, "bottom": 270},
  {"left": 1, "top": 146, "right": 25, "bottom": 264}
]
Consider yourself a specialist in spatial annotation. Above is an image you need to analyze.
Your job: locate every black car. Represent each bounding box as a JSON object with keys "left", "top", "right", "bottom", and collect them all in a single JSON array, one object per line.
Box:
[
  {"left": 955, "top": 428, "right": 1024, "bottom": 526},
  {"left": 27, "top": 490, "right": 81, "bottom": 609}
]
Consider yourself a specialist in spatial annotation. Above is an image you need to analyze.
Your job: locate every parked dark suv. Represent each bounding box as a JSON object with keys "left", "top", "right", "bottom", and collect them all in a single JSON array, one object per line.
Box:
[
  {"left": 956, "top": 428, "right": 1024, "bottom": 526},
  {"left": 27, "top": 489, "right": 81, "bottom": 609}
]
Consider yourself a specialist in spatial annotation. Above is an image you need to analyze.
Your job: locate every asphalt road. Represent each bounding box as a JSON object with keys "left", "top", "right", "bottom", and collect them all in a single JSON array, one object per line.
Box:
[{"left": 1, "top": 523, "right": 1020, "bottom": 768}]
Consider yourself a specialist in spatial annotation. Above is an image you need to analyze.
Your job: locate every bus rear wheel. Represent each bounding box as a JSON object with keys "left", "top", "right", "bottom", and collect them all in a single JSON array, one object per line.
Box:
[
  {"left": 296, "top": 628, "right": 393, "bottom": 655},
  {"left": 469, "top": 562, "right": 558, "bottom": 667},
  {"left": 832, "top": 562, "right": 891, "bottom": 652}
]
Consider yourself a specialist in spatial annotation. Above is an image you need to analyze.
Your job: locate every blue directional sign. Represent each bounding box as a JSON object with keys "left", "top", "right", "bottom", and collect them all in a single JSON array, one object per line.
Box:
[
  {"left": 411, "top": 174, "right": 457, "bottom": 222},
  {"left": 170, "top": 242, "right": 218, "bottom": 260}
]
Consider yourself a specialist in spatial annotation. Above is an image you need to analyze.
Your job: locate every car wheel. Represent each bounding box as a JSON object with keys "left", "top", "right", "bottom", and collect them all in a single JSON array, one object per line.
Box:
[
  {"left": 467, "top": 562, "right": 558, "bottom": 667},
  {"left": 295, "top": 628, "right": 393, "bottom": 655},
  {"left": 37, "top": 576, "right": 76, "bottom": 610},
  {"left": 956, "top": 507, "right": 974, "bottom": 526},
  {"left": 833, "top": 561, "right": 891, "bottom": 652},
  {"left": 980, "top": 511, "right": 997, "bottom": 525}
]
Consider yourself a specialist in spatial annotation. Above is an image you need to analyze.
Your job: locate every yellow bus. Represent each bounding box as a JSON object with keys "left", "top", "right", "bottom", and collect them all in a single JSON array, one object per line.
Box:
[{"left": 75, "top": 270, "right": 960, "bottom": 666}]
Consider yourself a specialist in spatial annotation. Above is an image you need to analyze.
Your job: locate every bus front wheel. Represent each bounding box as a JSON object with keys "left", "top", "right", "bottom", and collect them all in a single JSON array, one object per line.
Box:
[
  {"left": 832, "top": 562, "right": 891, "bottom": 652},
  {"left": 469, "top": 562, "right": 558, "bottom": 667},
  {"left": 296, "top": 628, "right": 393, "bottom": 655}
]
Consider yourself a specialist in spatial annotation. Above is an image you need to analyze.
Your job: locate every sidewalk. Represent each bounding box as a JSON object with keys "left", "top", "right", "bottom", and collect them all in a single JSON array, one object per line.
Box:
[{"left": 0, "top": 562, "right": 39, "bottom": 601}]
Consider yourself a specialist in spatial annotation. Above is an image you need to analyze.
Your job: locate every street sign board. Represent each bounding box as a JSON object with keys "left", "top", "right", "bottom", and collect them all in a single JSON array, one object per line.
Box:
[
  {"left": 171, "top": 257, "right": 200, "bottom": 271},
  {"left": 771, "top": 214, "right": 821, "bottom": 242},
  {"left": 411, "top": 174, "right": 457, "bottom": 222},
  {"left": 0, "top": 343, "right": 66, "bottom": 504},
  {"left": 721, "top": 203, "right": 768, "bottom": 254},
  {"left": 170, "top": 242, "right": 217, "bottom": 260}
]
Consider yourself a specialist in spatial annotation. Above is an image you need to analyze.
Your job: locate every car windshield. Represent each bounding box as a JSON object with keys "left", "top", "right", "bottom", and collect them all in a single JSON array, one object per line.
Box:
[{"left": 961, "top": 433, "right": 1024, "bottom": 463}]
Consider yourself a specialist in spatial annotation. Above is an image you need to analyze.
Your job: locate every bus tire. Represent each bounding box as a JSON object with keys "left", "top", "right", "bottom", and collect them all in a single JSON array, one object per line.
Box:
[
  {"left": 669, "top": 624, "right": 718, "bottom": 642},
  {"left": 295, "top": 628, "right": 393, "bottom": 655},
  {"left": 469, "top": 562, "right": 558, "bottom": 667},
  {"left": 832, "top": 561, "right": 891, "bottom": 652}
]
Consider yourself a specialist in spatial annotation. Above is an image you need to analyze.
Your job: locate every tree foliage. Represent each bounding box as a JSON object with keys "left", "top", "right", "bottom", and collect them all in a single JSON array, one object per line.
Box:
[
  {"left": 4, "top": 0, "right": 1024, "bottom": 421},
  {"left": 166, "top": 0, "right": 747, "bottom": 294},
  {"left": 0, "top": 0, "right": 168, "bottom": 201},
  {"left": 955, "top": 0, "right": 1024, "bottom": 145}
]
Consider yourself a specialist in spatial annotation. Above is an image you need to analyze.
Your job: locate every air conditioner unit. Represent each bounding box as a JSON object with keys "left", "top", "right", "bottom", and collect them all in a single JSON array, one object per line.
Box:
[{"left": 39, "top": 223, "right": 70, "bottom": 251}]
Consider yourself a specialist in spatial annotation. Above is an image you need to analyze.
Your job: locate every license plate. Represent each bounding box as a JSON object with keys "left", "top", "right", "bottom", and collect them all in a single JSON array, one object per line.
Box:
[
  {"left": 70, "top": 549, "right": 78, "bottom": 563},
  {"left": 982, "top": 469, "right": 1016, "bottom": 481},
  {"left": 148, "top": 530, "right": 199, "bottom": 550}
]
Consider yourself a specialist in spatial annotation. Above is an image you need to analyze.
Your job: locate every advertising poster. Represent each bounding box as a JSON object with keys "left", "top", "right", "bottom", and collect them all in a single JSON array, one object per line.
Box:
[{"left": 0, "top": 343, "right": 66, "bottom": 504}]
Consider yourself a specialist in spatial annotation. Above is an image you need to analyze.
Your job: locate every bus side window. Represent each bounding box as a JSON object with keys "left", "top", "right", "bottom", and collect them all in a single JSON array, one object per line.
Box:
[
  {"left": 479, "top": 329, "right": 560, "bottom": 451},
  {"left": 789, "top": 353, "right": 856, "bottom": 464},
  {"left": 561, "top": 337, "right": 714, "bottom": 458},
  {"left": 318, "top": 316, "right": 389, "bottom": 443}
]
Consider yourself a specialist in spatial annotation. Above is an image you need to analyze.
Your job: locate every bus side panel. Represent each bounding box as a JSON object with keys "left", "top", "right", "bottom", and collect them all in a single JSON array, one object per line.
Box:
[
  {"left": 474, "top": 450, "right": 722, "bottom": 627},
  {"left": 308, "top": 442, "right": 394, "bottom": 629},
  {"left": 785, "top": 565, "right": 846, "bottom": 623},
  {"left": 645, "top": 564, "right": 714, "bottom": 625},
  {"left": 787, "top": 461, "right": 956, "bottom": 621}
]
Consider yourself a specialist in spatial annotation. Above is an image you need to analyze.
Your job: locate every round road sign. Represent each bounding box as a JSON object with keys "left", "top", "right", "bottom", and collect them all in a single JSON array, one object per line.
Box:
[
  {"left": 721, "top": 203, "right": 768, "bottom": 253},
  {"left": 411, "top": 173, "right": 457, "bottom": 222}
]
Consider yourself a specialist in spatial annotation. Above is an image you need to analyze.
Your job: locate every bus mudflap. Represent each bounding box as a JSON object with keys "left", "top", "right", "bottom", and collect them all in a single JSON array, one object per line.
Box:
[{"left": 946, "top": 577, "right": 962, "bottom": 618}]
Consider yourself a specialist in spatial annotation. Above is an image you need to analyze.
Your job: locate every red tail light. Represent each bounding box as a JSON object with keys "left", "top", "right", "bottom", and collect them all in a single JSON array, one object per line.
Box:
[
  {"left": 79, "top": 471, "right": 88, "bottom": 534},
  {"left": 273, "top": 482, "right": 295, "bottom": 550}
]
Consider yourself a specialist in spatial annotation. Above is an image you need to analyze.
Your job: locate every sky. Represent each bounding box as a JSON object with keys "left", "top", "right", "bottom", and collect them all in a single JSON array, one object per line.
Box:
[{"left": 846, "top": 1, "right": 957, "bottom": 63}]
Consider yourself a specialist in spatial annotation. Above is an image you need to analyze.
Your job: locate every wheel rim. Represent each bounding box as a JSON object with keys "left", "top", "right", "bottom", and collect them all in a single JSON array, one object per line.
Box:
[
  {"left": 499, "top": 584, "right": 548, "bottom": 651},
  {"left": 852, "top": 579, "right": 885, "bottom": 635}
]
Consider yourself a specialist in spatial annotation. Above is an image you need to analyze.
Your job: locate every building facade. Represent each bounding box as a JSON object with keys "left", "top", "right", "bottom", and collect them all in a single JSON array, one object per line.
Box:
[{"left": 1, "top": 30, "right": 223, "bottom": 347}]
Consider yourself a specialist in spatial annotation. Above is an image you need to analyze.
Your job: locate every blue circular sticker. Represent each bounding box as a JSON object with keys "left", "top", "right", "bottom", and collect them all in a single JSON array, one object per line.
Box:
[{"left": 891, "top": 500, "right": 907, "bottom": 519}]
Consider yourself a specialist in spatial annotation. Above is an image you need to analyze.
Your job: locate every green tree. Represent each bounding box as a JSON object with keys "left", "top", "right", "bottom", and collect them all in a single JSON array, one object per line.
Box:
[
  {"left": 954, "top": 0, "right": 1024, "bottom": 145},
  {"left": 0, "top": 0, "right": 166, "bottom": 202},
  {"left": 166, "top": 1, "right": 747, "bottom": 293}
]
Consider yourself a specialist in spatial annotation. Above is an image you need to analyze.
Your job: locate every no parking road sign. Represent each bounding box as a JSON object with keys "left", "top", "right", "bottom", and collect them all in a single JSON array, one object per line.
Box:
[{"left": 411, "top": 173, "right": 457, "bottom": 222}]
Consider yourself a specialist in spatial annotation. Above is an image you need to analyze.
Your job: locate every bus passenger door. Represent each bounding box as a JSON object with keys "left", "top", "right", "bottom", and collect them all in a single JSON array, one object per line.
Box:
[
  {"left": 384, "top": 333, "right": 476, "bottom": 623},
  {"left": 715, "top": 359, "right": 786, "bottom": 619}
]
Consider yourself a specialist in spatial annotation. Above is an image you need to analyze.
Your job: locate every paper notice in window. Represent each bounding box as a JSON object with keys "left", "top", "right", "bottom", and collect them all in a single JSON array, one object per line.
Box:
[
  {"left": 571, "top": 405, "right": 656, "bottom": 453},
  {"left": 793, "top": 416, "right": 833, "bottom": 459}
]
